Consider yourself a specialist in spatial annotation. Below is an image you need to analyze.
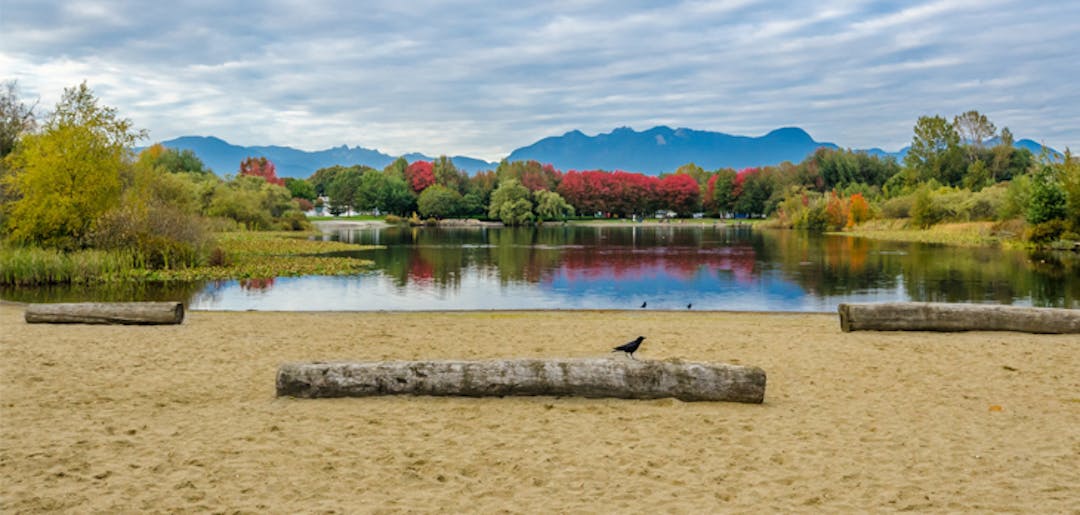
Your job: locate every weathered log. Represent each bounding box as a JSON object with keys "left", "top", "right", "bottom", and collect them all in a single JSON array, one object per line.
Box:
[
  {"left": 276, "top": 358, "right": 766, "bottom": 403},
  {"left": 25, "top": 302, "right": 185, "bottom": 325},
  {"left": 838, "top": 302, "right": 1080, "bottom": 334}
]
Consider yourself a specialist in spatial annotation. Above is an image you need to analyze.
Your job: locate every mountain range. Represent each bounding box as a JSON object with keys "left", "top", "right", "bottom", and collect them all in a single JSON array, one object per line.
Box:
[{"left": 154, "top": 127, "right": 1058, "bottom": 179}]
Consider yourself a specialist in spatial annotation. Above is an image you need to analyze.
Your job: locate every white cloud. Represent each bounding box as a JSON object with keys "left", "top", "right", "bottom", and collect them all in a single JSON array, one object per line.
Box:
[{"left": 1, "top": 0, "right": 1077, "bottom": 160}]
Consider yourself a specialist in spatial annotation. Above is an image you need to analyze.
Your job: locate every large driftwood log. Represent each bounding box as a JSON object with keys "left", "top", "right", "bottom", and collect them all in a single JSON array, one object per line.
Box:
[
  {"left": 838, "top": 302, "right": 1080, "bottom": 334},
  {"left": 25, "top": 302, "right": 185, "bottom": 325},
  {"left": 277, "top": 358, "right": 766, "bottom": 403}
]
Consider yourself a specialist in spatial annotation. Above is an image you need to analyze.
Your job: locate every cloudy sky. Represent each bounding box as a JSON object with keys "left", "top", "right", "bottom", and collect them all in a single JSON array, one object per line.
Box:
[{"left": 2, "top": 0, "right": 1077, "bottom": 161}]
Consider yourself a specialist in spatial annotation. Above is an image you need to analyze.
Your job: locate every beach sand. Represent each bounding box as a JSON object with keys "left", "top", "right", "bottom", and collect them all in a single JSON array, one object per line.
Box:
[{"left": 1, "top": 303, "right": 1077, "bottom": 513}]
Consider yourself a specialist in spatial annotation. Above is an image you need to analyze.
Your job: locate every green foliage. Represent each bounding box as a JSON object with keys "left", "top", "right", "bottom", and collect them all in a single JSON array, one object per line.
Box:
[
  {"left": 904, "top": 115, "right": 965, "bottom": 186},
  {"left": 498, "top": 198, "right": 535, "bottom": 226},
  {"left": 0, "top": 244, "right": 136, "bottom": 285},
  {"left": 488, "top": 179, "right": 534, "bottom": 225},
  {"left": 881, "top": 194, "right": 913, "bottom": 219},
  {"left": 1025, "top": 220, "right": 1066, "bottom": 243},
  {"left": 3, "top": 82, "right": 145, "bottom": 249},
  {"left": 136, "top": 143, "right": 211, "bottom": 175},
  {"left": 963, "top": 160, "right": 990, "bottom": 191},
  {"left": 1027, "top": 165, "right": 1067, "bottom": 225},
  {"left": 284, "top": 177, "right": 316, "bottom": 201},
  {"left": 1059, "top": 150, "right": 1080, "bottom": 231},
  {"left": 533, "top": 189, "right": 575, "bottom": 221},
  {"left": 911, "top": 186, "right": 945, "bottom": 228},
  {"left": 417, "top": 184, "right": 463, "bottom": 219},
  {"left": 326, "top": 167, "right": 364, "bottom": 214}
]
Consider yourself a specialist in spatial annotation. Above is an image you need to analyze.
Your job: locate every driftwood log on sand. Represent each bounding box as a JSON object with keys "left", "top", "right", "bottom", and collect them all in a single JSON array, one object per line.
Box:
[
  {"left": 277, "top": 358, "right": 766, "bottom": 403},
  {"left": 838, "top": 302, "right": 1080, "bottom": 334},
  {"left": 24, "top": 302, "right": 185, "bottom": 325}
]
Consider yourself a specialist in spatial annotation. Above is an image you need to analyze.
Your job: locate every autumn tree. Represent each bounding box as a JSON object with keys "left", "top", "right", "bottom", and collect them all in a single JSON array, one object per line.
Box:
[
  {"left": 3, "top": 82, "right": 145, "bottom": 249},
  {"left": 239, "top": 156, "right": 284, "bottom": 186},
  {"left": 406, "top": 160, "right": 435, "bottom": 193},
  {"left": 704, "top": 169, "right": 737, "bottom": 216},
  {"left": 656, "top": 173, "right": 701, "bottom": 215}
]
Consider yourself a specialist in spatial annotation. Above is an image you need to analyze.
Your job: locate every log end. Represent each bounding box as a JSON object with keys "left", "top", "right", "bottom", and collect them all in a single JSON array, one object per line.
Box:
[{"left": 837, "top": 303, "right": 853, "bottom": 332}]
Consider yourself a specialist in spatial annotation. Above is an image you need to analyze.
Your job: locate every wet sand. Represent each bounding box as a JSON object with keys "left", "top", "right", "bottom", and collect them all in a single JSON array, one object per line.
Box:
[{"left": 1, "top": 303, "right": 1077, "bottom": 512}]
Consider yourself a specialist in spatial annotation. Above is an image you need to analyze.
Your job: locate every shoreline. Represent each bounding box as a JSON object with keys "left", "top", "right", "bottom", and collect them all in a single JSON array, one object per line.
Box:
[{"left": 2, "top": 304, "right": 1076, "bottom": 512}]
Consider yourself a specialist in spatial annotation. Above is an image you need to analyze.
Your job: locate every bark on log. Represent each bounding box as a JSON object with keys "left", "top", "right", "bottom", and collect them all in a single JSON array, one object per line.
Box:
[
  {"left": 24, "top": 302, "right": 185, "bottom": 325},
  {"left": 838, "top": 302, "right": 1080, "bottom": 334},
  {"left": 277, "top": 358, "right": 766, "bottom": 403}
]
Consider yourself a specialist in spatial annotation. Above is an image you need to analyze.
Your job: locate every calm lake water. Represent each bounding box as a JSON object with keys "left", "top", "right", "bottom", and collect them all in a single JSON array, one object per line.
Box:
[{"left": 3, "top": 224, "right": 1077, "bottom": 311}]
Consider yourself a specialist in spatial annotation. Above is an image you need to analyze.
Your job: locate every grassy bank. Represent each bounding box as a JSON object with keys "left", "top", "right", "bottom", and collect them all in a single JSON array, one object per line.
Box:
[
  {"left": 0, "top": 231, "right": 375, "bottom": 286},
  {"left": 835, "top": 219, "right": 1029, "bottom": 248}
]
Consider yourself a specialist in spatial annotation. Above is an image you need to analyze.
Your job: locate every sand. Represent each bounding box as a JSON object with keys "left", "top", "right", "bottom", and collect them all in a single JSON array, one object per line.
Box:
[{"left": 1, "top": 303, "right": 1077, "bottom": 513}]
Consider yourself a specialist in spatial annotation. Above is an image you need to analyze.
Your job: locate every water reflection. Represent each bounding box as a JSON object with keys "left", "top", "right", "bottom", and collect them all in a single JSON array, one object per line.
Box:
[
  {"left": 186, "top": 224, "right": 1076, "bottom": 311},
  {"left": 3, "top": 225, "right": 1075, "bottom": 311}
]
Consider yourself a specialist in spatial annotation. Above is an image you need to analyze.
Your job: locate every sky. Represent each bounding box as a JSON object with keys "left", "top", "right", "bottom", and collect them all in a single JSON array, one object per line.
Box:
[{"left": 2, "top": 0, "right": 1077, "bottom": 161}]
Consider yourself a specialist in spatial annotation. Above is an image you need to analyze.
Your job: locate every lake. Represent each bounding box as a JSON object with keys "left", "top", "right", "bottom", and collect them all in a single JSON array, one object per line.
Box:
[{"left": 2, "top": 223, "right": 1076, "bottom": 311}]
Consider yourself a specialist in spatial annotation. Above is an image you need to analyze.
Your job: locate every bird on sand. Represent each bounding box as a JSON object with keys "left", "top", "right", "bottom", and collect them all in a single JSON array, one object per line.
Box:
[
  {"left": 687, "top": 303, "right": 692, "bottom": 309},
  {"left": 613, "top": 336, "right": 646, "bottom": 360},
  {"left": 640, "top": 301, "right": 647, "bottom": 308}
]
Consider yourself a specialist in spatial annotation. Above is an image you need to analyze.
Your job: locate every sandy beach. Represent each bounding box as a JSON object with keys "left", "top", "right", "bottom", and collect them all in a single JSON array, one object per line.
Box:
[{"left": 1, "top": 302, "right": 1077, "bottom": 513}]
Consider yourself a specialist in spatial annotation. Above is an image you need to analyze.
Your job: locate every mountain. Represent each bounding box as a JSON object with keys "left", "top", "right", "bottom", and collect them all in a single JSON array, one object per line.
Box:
[
  {"left": 153, "top": 136, "right": 497, "bottom": 178},
  {"left": 504, "top": 126, "right": 842, "bottom": 173},
  {"left": 154, "top": 128, "right": 1062, "bottom": 179}
]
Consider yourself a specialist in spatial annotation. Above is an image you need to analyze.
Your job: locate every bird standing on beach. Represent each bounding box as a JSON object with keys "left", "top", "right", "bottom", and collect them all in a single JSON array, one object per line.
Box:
[{"left": 613, "top": 336, "right": 646, "bottom": 360}]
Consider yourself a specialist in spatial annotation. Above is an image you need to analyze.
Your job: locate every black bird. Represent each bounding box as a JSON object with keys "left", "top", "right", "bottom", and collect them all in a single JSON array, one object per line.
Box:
[
  {"left": 640, "top": 301, "right": 647, "bottom": 308},
  {"left": 613, "top": 336, "right": 646, "bottom": 360},
  {"left": 687, "top": 303, "right": 692, "bottom": 309}
]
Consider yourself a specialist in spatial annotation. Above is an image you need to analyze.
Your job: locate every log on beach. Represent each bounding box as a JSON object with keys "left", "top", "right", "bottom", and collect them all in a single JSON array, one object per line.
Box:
[
  {"left": 24, "top": 302, "right": 185, "bottom": 325},
  {"left": 277, "top": 358, "right": 766, "bottom": 403},
  {"left": 838, "top": 302, "right": 1080, "bottom": 334}
]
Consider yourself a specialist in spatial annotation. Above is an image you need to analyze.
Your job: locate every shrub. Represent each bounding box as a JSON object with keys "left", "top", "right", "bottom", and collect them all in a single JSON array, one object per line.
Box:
[
  {"left": 384, "top": 214, "right": 403, "bottom": 224},
  {"left": 1025, "top": 219, "right": 1066, "bottom": 243},
  {"left": 881, "top": 195, "right": 913, "bottom": 218},
  {"left": 277, "top": 210, "right": 310, "bottom": 231},
  {"left": 90, "top": 201, "right": 207, "bottom": 269}
]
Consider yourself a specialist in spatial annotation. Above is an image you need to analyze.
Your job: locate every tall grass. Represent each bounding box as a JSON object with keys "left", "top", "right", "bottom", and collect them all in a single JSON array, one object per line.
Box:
[{"left": 0, "top": 245, "right": 137, "bottom": 286}]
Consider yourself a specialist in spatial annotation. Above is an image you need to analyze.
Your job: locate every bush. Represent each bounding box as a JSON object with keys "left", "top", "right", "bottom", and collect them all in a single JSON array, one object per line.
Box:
[
  {"left": 1025, "top": 219, "right": 1066, "bottom": 243},
  {"left": 90, "top": 202, "right": 207, "bottom": 269},
  {"left": 277, "top": 210, "right": 310, "bottom": 231},
  {"left": 881, "top": 195, "right": 913, "bottom": 218},
  {"left": 384, "top": 214, "right": 403, "bottom": 224}
]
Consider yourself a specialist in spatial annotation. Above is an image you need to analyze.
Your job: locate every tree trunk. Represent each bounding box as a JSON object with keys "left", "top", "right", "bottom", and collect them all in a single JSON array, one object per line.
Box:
[
  {"left": 24, "top": 302, "right": 185, "bottom": 325},
  {"left": 277, "top": 358, "right": 766, "bottom": 403},
  {"left": 838, "top": 302, "right": 1080, "bottom": 334}
]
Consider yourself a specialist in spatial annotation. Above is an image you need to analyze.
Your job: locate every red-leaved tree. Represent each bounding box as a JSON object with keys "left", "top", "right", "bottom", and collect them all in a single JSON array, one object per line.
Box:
[
  {"left": 239, "top": 156, "right": 284, "bottom": 186},
  {"left": 656, "top": 173, "right": 700, "bottom": 215},
  {"left": 405, "top": 161, "right": 435, "bottom": 193}
]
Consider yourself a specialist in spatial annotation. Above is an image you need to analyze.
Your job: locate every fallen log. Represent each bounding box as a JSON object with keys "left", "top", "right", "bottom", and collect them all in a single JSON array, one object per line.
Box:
[
  {"left": 25, "top": 302, "right": 185, "bottom": 325},
  {"left": 277, "top": 358, "right": 766, "bottom": 403},
  {"left": 838, "top": 302, "right": 1080, "bottom": 334}
]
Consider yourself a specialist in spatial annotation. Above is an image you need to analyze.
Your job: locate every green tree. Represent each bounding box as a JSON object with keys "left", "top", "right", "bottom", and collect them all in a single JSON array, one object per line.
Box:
[
  {"left": 3, "top": 82, "right": 145, "bottom": 249},
  {"left": 383, "top": 156, "right": 408, "bottom": 182},
  {"left": 376, "top": 176, "right": 415, "bottom": 216},
  {"left": 136, "top": 143, "right": 211, "bottom": 175},
  {"left": 433, "top": 156, "right": 465, "bottom": 192},
  {"left": 417, "top": 184, "right": 463, "bottom": 219},
  {"left": 533, "top": 189, "right": 574, "bottom": 221},
  {"left": 488, "top": 179, "right": 533, "bottom": 225},
  {"left": 284, "top": 177, "right": 316, "bottom": 201},
  {"left": 1027, "top": 164, "right": 1067, "bottom": 224},
  {"left": 326, "top": 167, "right": 364, "bottom": 215},
  {"left": 904, "top": 115, "right": 965, "bottom": 186}
]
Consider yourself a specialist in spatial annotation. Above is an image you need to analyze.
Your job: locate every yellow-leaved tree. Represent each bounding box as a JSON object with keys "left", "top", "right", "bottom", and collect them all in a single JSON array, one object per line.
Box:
[{"left": 3, "top": 82, "right": 145, "bottom": 249}]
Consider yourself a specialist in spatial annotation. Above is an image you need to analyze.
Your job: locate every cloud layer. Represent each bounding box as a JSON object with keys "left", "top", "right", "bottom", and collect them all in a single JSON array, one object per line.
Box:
[{"left": 3, "top": 0, "right": 1077, "bottom": 161}]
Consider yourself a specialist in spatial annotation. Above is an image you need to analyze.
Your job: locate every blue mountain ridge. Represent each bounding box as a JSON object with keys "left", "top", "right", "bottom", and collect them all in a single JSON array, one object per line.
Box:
[{"left": 152, "top": 128, "right": 1060, "bottom": 178}]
